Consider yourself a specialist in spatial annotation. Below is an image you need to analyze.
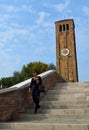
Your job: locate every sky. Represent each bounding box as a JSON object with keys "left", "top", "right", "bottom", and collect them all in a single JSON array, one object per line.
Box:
[{"left": 0, "top": 0, "right": 89, "bottom": 82}]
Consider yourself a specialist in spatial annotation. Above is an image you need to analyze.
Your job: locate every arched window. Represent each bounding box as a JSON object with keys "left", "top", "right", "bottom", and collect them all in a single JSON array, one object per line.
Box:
[
  {"left": 66, "top": 24, "right": 69, "bottom": 30},
  {"left": 59, "top": 24, "right": 69, "bottom": 32},
  {"left": 63, "top": 24, "right": 65, "bottom": 31},
  {"left": 59, "top": 25, "right": 62, "bottom": 32}
]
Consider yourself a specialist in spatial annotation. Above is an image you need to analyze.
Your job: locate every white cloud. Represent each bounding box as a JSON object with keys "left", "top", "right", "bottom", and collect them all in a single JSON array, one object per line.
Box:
[
  {"left": 36, "top": 12, "right": 49, "bottom": 25},
  {"left": 53, "top": 0, "right": 71, "bottom": 12},
  {"left": 0, "top": 14, "right": 10, "bottom": 23},
  {"left": 35, "top": 11, "right": 53, "bottom": 30},
  {"left": 14, "top": 0, "right": 18, "bottom": 3},
  {"left": 22, "top": 5, "right": 35, "bottom": 13},
  {"left": 0, "top": 4, "right": 35, "bottom": 14},
  {"left": 82, "top": 6, "right": 89, "bottom": 17},
  {"left": 0, "top": 4, "right": 18, "bottom": 13},
  {"left": 7, "top": 5, "right": 18, "bottom": 12}
]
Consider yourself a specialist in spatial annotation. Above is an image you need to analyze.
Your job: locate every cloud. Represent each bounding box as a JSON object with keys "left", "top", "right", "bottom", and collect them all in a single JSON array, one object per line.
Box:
[
  {"left": 36, "top": 12, "right": 46, "bottom": 24},
  {"left": 36, "top": 11, "right": 50, "bottom": 25},
  {"left": 7, "top": 5, "right": 18, "bottom": 12},
  {"left": 53, "top": 0, "right": 71, "bottom": 12},
  {"left": 0, "top": 14, "right": 10, "bottom": 23},
  {"left": 14, "top": 0, "right": 18, "bottom": 3},
  {"left": 82, "top": 6, "right": 89, "bottom": 17},
  {"left": 0, "top": 4, "right": 18, "bottom": 13},
  {"left": 21, "top": 5, "right": 35, "bottom": 13},
  {"left": 0, "top": 4, "right": 35, "bottom": 14}
]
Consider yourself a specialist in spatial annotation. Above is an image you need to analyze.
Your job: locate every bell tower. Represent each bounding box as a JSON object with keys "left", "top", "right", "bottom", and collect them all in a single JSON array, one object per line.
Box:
[{"left": 55, "top": 19, "right": 78, "bottom": 82}]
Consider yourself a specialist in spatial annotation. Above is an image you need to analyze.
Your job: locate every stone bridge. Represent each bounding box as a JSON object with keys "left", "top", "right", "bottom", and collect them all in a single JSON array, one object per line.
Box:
[
  {"left": 0, "top": 70, "right": 89, "bottom": 130},
  {"left": 0, "top": 70, "right": 59, "bottom": 121}
]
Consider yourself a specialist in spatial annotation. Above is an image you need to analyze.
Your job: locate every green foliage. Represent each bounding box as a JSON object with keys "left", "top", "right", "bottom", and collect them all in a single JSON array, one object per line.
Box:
[
  {"left": 0, "top": 77, "right": 14, "bottom": 88},
  {"left": 48, "top": 63, "right": 56, "bottom": 70},
  {"left": 0, "top": 61, "right": 55, "bottom": 88}
]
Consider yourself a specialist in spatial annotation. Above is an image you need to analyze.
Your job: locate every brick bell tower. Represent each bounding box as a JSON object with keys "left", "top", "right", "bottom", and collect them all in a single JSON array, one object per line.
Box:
[{"left": 55, "top": 19, "right": 78, "bottom": 82}]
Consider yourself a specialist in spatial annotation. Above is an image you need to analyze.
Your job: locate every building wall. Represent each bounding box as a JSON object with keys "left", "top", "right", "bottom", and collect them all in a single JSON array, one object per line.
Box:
[{"left": 55, "top": 19, "right": 78, "bottom": 82}]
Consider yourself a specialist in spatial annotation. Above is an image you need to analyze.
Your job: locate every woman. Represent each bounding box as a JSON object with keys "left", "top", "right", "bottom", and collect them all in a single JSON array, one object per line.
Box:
[{"left": 29, "top": 70, "right": 42, "bottom": 114}]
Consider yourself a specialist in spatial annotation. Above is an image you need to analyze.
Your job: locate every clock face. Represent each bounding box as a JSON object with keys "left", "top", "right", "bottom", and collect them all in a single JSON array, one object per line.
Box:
[{"left": 61, "top": 48, "right": 69, "bottom": 56}]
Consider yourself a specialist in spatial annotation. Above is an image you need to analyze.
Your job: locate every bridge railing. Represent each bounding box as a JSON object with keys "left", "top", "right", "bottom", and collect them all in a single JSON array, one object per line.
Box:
[{"left": 0, "top": 70, "right": 59, "bottom": 121}]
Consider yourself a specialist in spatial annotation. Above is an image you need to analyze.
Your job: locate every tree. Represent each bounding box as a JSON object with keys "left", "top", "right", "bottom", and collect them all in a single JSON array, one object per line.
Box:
[
  {"left": 48, "top": 63, "right": 56, "bottom": 70},
  {"left": 0, "top": 61, "right": 56, "bottom": 88},
  {"left": 21, "top": 65, "right": 30, "bottom": 80},
  {"left": 13, "top": 71, "right": 23, "bottom": 83}
]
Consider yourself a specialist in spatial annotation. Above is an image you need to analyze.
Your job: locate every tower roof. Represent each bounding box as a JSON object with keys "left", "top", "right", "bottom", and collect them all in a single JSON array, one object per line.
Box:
[{"left": 55, "top": 19, "right": 74, "bottom": 24}]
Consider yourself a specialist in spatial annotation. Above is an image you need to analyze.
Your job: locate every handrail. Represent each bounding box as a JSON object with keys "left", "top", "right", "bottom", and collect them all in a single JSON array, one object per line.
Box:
[{"left": 0, "top": 70, "right": 56, "bottom": 94}]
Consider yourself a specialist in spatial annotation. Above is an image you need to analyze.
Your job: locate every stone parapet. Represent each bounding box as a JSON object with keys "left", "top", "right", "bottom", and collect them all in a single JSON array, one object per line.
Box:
[{"left": 0, "top": 70, "right": 59, "bottom": 121}]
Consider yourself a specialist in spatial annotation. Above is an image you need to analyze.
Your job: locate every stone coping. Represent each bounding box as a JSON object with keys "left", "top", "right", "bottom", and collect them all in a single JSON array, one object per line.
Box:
[{"left": 0, "top": 70, "right": 56, "bottom": 94}]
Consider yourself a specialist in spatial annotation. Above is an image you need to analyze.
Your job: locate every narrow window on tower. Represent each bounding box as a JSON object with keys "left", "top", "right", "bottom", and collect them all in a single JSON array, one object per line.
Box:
[
  {"left": 63, "top": 24, "right": 65, "bottom": 31},
  {"left": 66, "top": 24, "right": 69, "bottom": 30},
  {"left": 59, "top": 25, "right": 62, "bottom": 32}
]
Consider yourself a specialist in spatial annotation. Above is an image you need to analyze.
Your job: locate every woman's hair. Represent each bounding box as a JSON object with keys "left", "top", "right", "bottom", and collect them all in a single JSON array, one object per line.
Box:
[{"left": 33, "top": 70, "right": 38, "bottom": 74}]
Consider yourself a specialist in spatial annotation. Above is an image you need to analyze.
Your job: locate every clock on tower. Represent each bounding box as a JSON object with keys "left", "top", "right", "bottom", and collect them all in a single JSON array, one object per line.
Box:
[{"left": 55, "top": 19, "right": 78, "bottom": 82}]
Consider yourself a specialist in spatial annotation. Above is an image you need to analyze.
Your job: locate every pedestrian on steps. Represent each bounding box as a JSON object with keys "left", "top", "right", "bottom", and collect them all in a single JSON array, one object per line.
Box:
[{"left": 29, "top": 70, "right": 42, "bottom": 114}]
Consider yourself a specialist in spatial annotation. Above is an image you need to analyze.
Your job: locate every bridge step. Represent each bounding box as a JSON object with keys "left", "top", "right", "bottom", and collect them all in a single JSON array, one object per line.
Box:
[
  {"left": 54, "top": 82, "right": 89, "bottom": 88},
  {"left": 40, "top": 100, "right": 89, "bottom": 104},
  {"left": 0, "top": 124, "right": 13, "bottom": 130},
  {"left": 1, "top": 122, "right": 89, "bottom": 130},
  {"left": 1, "top": 129, "right": 13, "bottom": 130},
  {"left": 41, "top": 95, "right": 88, "bottom": 101},
  {"left": 25, "top": 108, "right": 89, "bottom": 114},
  {"left": 51, "top": 90, "right": 89, "bottom": 94},
  {"left": 1, "top": 82, "right": 89, "bottom": 130},
  {"left": 30, "top": 102, "right": 89, "bottom": 109},
  {"left": 21, "top": 113, "right": 89, "bottom": 120}
]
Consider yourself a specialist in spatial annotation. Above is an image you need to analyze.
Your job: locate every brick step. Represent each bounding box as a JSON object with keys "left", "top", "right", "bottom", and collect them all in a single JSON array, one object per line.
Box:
[
  {"left": 53, "top": 83, "right": 89, "bottom": 89},
  {"left": 43, "top": 93, "right": 88, "bottom": 98},
  {"left": 52, "top": 86, "right": 89, "bottom": 92},
  {"left": 45, "top": 89, "right": 89, "bottom": 95},
  {"left": 26, "top": 101, "right": 89, "bottom": 111},
  {"left": 1, "top": 122, "right": 89, "bottom": 130},
  {"left": 40, "top": 100, "right": 89, "bottom": 104},
  {"left": 26, "top": 108, "right": 89, "bottom": 114},
  {"left": 0, "top": 129, "right": 13, "bottom": 130},
  {"left": 55, "top": 82, "right": 89, "bottom": 88},
  {"left": 30, "top": 119, "right": 89, "bottom": 124},
  {"left": 29, "top": 102, "right": 89, "bottom": 109},
  {"left": 0, "top": 123, "right": 13, "bottom": 130},
  {"left": 40, "top": 103, "right": 89, "bottom": 109},
  {"left": 20, "top": 113, "right": 89, "bottom": 121},
  {"left": 41, "top": 95, "right": 88, "bottom": 101}
]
